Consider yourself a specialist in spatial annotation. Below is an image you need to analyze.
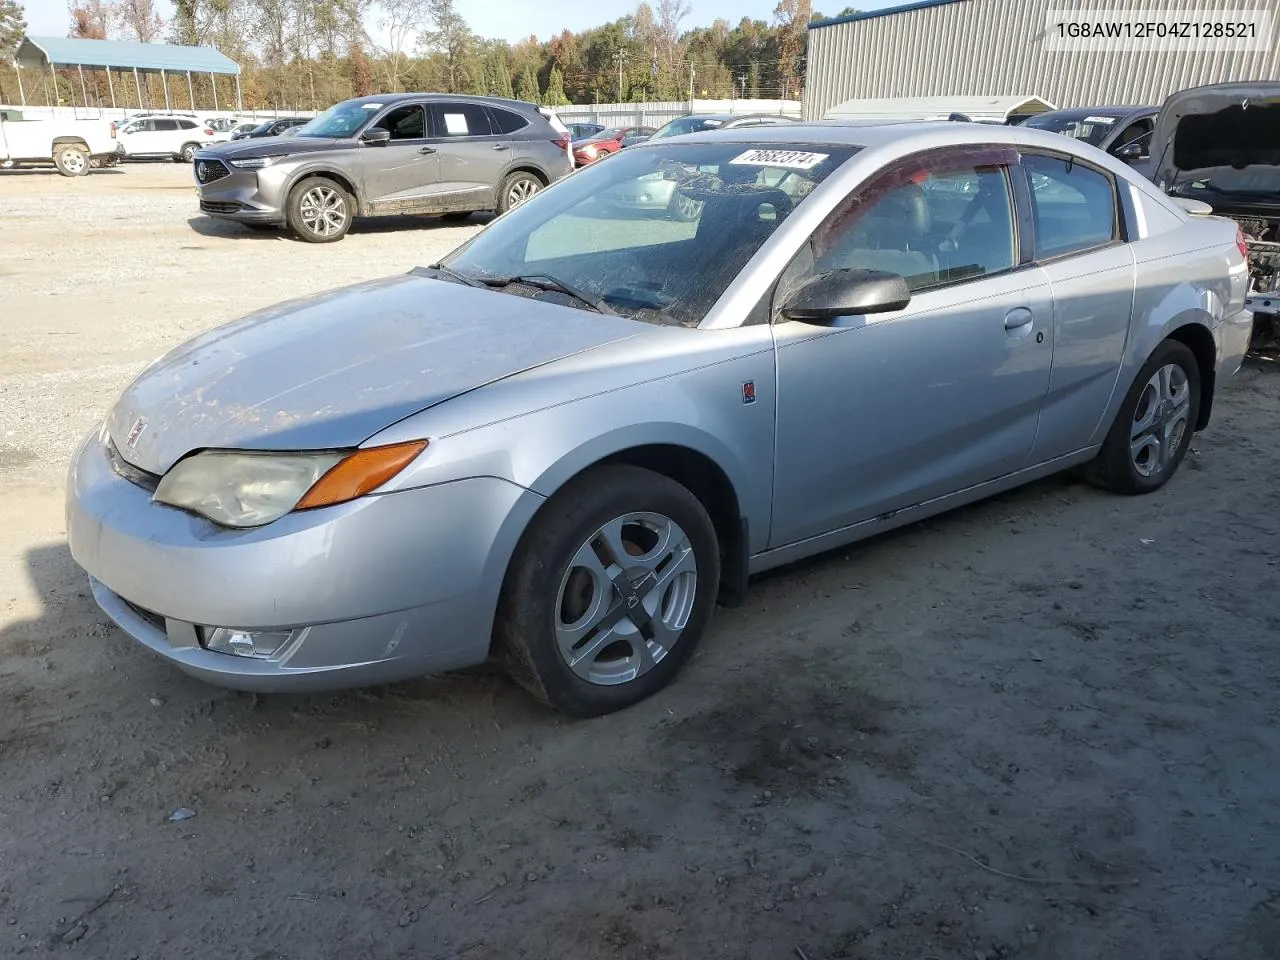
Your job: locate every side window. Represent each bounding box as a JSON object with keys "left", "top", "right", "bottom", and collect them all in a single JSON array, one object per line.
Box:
[
  {"left": 126, "top": 119, "right": 154, "bottom": 132},
  {"left": 489, "top": 108, "right": 529, "bottom": 135},
  {"left": 429, "top": 103, "right": 493, "bottom": 138},
  {"left": 154, "top": 119, "right": 178, "bottom": 131},
  {"left": 812, "top": 161, "right": 1017, "bottom": 291},
  {"left": 379, "top": 104, "right": 426, "bottom": 140},
  {"left": 178, "top": 119, "right": 197, "bottom": 129},
  {"left": 1022, "top": 154, "right": 1117, "bottom": 259}
]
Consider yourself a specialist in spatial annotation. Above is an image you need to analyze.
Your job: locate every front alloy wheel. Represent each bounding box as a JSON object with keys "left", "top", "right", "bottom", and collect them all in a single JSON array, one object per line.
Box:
[
  {"left": 495, "top": 465, "right": 720, "bottom": 716},
  {"left": 555, "top": 512, "right": 698, "bottom": 685},
  {"left": 286, "top": 176, "right": 353, "bottom": 243}
]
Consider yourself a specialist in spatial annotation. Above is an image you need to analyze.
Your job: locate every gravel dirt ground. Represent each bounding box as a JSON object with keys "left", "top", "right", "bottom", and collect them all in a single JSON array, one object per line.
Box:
[{"left": 2, "top": 164, "right": 1280, "bottom": 960}]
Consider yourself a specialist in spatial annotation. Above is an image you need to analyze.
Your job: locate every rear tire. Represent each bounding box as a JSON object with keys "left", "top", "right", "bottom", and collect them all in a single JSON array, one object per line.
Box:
[
  {"left": 179, "top": 143, "right": 199, "bottom": 163},
  {"left": 285, "top": 176, "right": 353, "bottom": 243},
  {"left": 497, "top": 170, "right": 543, "bottom": 215},
  {"left": 1085, "top": 339, "right": 1200, "bottom": 495},
  {"left": 494, "top": 465, "right": 720, "bottom": 717},
  {"left": 53, "top": 143, "right": 90, "bottom": 177}
]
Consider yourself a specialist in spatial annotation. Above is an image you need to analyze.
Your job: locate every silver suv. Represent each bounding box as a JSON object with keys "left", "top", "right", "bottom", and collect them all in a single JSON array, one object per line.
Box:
[{"left": 193, "top": 94, "right": 573, "bottom": 242}]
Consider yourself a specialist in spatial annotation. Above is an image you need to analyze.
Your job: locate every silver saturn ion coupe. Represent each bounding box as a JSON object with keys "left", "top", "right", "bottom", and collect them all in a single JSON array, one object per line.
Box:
[{"left": 68, "top": 122, "right": 1254, "bottom": 716}]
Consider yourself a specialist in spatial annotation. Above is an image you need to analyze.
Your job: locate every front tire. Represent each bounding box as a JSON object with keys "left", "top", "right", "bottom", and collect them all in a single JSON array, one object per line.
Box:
[
  {"left": 285, "top": 176, "right": 353, "bottom": 243},
  {"left": 1086, "top": 339, "right": 1200, "bottom": 494},
  {"left": 495, "top": 465, "right": 720, "bottom": 717},
  {"left": 53, "top": 143, "right": 90, "bottom": 177},
  {"left": 497, "top": 171, "right": 543, "bottom": 215}
]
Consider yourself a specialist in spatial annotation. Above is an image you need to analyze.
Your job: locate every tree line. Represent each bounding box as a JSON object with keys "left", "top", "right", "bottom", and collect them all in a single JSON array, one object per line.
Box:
[{"left": 0, "top": 0, "right": 859, "bottom": 112}]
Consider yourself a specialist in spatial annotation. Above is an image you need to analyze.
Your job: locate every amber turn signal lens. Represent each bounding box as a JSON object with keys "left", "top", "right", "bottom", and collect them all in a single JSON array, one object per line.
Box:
[{"left": 295, "top": 440, "right": 427, "bottom": 510}]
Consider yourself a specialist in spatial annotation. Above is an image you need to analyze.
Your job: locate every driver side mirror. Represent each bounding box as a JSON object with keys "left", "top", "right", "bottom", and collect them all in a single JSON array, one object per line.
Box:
[
  {"left": 361, "top": 126, "right": 391, "bottom": 145},
  {"left": 1116, "top": 142, "right": 1148, "bottom": 162},
  {"left": 782, "top": 269, "right": 911, "bottom": 324}
]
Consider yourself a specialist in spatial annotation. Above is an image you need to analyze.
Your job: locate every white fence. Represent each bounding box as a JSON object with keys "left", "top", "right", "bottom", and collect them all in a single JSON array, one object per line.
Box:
[
  {"left": 554, "top": 99, "right": 803, "bottom": 128},
  {"left": 3, "top": 98, "right": 803, "bottom": 128},
  {"left": 1, "top": 104, "right": 316, "bottom": 122}
]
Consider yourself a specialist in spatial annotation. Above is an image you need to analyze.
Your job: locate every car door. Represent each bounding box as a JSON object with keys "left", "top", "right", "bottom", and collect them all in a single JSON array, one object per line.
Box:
[
  {"left": 426, "top": 101, "right": 506, "bottom": 210},
  {"left": 769, "top": 147, "right": 1055, "bottom": 547},
  {"left": 1021, "top": 152, "right": 1135, "bottom": 462},
  {"left": 350, "top": 102, "right": 441, "bottom": 213},
  {"left": 151, "top": 118, "right": 182, "bottom": 154},
  {"left": 120, "top": 117, "right": 160, "bottom": 155}
]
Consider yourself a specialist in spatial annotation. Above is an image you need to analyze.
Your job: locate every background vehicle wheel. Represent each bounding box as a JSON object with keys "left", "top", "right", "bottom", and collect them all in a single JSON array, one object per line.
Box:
[
  {"left": 495, "top": 465, "right": 720, "bottom": 717},
  {"left": 1085, "top": 339, "right": 1200, "bottom": 495},
  {"left": 53, "top": 143, "right": 90, "bottom": 177},
  {"left": 668, "top": 190, "right": 703, "bottom": 222},
  {"left": 497, "top": 171, "right": 543, "bottom": 215},
  {"left": 285, "top": 176, "right": 353, "bottom": 243},
  {"left": 180, "top": 143, "right": 199, "bottom": 163}
]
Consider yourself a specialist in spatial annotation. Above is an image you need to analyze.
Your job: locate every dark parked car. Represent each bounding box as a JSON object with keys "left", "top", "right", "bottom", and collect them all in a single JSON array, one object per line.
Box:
[
  {"left": 647, "top": 113, "right": 798, "bottom": 141},
  {"left": 572, "top": 126, "right": 655, "bottom": 165},
  {"left": 231, "top": 117, "right": 310, "bottom": 141},
  {"left": 1144, "top": 81, "right": 1280, "bottom": 352},
  {"left": 568, "top": 122, "right": 604, "bottom": 142},
  {"left": 1021, "top": 106, "right": 1157, "bottom": 166},
  {"left": 195, "top": 94, "right": 573, "bottom": 242}
]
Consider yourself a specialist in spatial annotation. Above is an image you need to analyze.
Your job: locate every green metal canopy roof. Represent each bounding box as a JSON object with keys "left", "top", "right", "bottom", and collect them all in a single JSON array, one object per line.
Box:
[{"left": 15, "top": 36, "right": 240, "bottom": 76}]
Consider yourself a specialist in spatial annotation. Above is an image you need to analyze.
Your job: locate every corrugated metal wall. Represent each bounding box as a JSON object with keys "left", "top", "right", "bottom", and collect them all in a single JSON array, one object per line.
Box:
[
  {"left": 803, "top": 0, "right": 1280, "bottom": 119},
  {"left": 556, "top": 99, "right": 802, "bottom": 128}
]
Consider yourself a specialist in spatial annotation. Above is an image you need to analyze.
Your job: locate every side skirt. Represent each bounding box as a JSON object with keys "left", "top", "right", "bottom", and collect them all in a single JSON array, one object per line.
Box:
[{"left": 747, "top": 447, "right": 1099, "bottom": 576}]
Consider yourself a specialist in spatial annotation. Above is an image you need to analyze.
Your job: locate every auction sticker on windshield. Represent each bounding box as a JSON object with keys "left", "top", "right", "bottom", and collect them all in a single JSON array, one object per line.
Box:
[{"left": 729, "top": 149, "right": 829, "bottom": 169}]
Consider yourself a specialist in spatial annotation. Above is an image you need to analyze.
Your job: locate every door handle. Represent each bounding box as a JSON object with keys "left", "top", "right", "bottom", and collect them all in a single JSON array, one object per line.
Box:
[
  {"left": 1003, "top": 307, "right": 1034, "bottom": 338},
  {"left": 492, "top": 143, "right": 510, "bottom": 151},
  {"left": 418, "top": 146, "right": 436, "bottom": 155}
]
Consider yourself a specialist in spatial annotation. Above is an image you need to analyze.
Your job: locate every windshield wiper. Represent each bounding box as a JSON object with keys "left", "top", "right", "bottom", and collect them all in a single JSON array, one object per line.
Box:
[
  {"left": 424, "top": 262, "right": 486, "bottom": 288},
  {"left": 480, "top": 274, "right": 618, "bottom": 316}
]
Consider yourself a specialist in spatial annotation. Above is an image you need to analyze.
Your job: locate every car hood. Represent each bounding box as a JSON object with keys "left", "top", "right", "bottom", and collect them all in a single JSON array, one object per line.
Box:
[
  {"left": 1150, "top": 82, "right": 1280, "bottom": 192},
  {"left": 200, "top": 136, "right": 355, "bottom": 160},
  {"left": 107, "top": 273, "right": 643, "bottom": 475}
]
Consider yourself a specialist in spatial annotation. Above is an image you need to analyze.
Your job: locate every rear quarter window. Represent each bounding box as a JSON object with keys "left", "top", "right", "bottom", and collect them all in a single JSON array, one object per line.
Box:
[{"left": 489, "top": 108, "right": 530, "bottom": 134}]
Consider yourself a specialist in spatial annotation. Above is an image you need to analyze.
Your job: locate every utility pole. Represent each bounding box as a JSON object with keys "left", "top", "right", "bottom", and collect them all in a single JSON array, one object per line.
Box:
[
  {"left": 688, "top": 62, "right": 695, "bottom": 103},
  {"left": 613, "top": 50, "right": 624, "bottom": 102}
]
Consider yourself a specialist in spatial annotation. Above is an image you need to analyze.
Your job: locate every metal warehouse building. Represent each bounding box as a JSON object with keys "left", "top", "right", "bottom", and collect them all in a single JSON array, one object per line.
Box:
[{"left": 803, "top": 0, "right": 1280, "bottom": 119}]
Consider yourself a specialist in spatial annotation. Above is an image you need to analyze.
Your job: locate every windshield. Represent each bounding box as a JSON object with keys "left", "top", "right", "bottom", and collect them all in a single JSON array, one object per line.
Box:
[
  {"left": 1023, "top": 113, "right": 1118, "bottom": 146},
  {"left": 442, "top": 141, "right": 858, "bottom": 327},
  {"left": 294, "top": 100, "right": 378, "bottom": 139},
  {"left": 650, "top": 117, "right": 726, "bottom": 140}
]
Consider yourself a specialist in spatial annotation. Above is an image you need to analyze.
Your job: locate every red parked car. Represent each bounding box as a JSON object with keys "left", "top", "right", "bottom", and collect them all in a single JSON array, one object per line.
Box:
[{"left": 571, "top": 126, "right": 656, "bottom": 165}]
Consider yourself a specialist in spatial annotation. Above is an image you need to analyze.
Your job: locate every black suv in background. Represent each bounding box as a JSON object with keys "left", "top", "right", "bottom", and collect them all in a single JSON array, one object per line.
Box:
[
  {"left": 195, "top": 94, "right": 574, "bottom": 242},
  {"left": 231, "top": 117, "right": 311, "bottom": 141}
]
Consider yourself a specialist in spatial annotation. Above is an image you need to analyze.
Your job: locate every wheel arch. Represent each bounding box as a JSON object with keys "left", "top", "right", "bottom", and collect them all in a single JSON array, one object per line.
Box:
[
  {"left": 51, "top": 136, "right": 89, "bottom": 149},
  {"left": 489, "top": 430, "right": 753, "bottom": 614},
  {"left": 283, "top": 167, "right": 362, "bottom": 212},
  {"left": 503, "top": 163, "right": 550, "bottom": 186},
  {"left": 1164, "top": 321, "right": 1216, "bottom": 429}
]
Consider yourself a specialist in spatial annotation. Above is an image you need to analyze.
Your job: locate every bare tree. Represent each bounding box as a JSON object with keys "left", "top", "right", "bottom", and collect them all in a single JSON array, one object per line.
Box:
[
  {"left": 68, "top": 0, "right": 111, "bottom": 38},
  {"left": 379, "top": 0, "right": 427, "bottom": 92},
  {"left": 116, "top": 0, "right": 165, "bottom": 41},
  {"left": 656, "top": 0, "right": 690, "bottom": 65}
]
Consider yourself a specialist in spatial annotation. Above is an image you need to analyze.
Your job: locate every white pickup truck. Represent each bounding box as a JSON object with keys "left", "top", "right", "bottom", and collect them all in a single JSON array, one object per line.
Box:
[{"left": 0, "top": 112, "right": 122, "bottom": 176}]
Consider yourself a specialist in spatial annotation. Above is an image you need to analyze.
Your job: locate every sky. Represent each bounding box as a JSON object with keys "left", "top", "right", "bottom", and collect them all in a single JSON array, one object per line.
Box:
[{"left": 19, "top": 0, "right": 896, "bottom": 45}]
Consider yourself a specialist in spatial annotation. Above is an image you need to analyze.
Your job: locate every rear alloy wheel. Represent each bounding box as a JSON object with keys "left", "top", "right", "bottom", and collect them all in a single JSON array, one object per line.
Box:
[
  {"left": 53, "top": 143, "right": 90, "bottom": 177},
  {"left": 495, "top": 465, "right": 720, "bottom": 716},
  {"left": 286, "top": 177, "right": 353, "bottom": 243},
  {"left": 180, "top": 142, "right": 200, "bottom": 163},
  {"left": 1086, "top": 340, "right": 1200, "bottom": 495},
  {"left": 498, "top": 171, "right": 542, "bottom": 215}
]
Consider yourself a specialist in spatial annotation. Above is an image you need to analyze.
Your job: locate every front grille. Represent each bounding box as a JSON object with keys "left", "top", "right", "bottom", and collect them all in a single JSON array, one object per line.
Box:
[
  {"left": 106, "top": 439, "right": 160, "bottom": 492},
  {"left": 194, "top": 158, "right": 230, "bottom": 184},
  {"left": 200, "top": 199, "right": 241, "bottom": 215},
  {"left": 122, "top": 598, "right": 167, "bottom": 633}
]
